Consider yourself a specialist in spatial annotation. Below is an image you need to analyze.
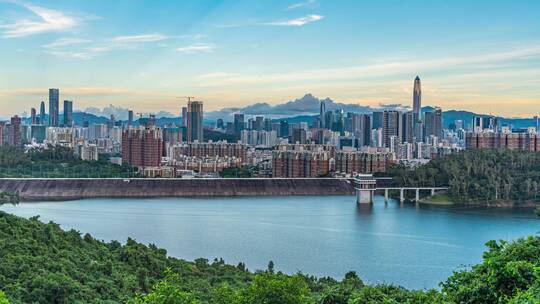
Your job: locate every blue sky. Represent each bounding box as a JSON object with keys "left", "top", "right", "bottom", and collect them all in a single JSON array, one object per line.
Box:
[{"left": 0, "top": 0, "right": 539, "bottom": 117}]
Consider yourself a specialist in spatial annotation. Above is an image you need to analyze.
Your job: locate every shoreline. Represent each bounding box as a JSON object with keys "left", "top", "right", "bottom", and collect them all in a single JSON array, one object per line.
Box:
[{"left": 2, "top": 178, "right": 538, "bottom": 209}]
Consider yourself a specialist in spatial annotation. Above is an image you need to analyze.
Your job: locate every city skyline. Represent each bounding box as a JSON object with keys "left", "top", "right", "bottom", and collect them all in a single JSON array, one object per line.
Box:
[{"left": 1, "top": 0, "right": 540, "bottom": 117}]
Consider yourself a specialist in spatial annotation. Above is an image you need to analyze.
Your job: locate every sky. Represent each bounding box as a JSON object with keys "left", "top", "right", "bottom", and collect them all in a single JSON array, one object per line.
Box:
[{"left": 0, "top": 0, "right": 539, "bottom": 118}]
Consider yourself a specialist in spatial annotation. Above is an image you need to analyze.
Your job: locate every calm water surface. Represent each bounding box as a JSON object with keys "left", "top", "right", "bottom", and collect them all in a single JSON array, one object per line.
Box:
[{"left": 2, "top": 195, "right": 538, "bottom": 289}]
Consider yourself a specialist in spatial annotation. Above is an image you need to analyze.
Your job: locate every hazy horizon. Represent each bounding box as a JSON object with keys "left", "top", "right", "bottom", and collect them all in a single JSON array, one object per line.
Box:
[{"left": 1, "top": 0, "right": 539, "bottom": 117}]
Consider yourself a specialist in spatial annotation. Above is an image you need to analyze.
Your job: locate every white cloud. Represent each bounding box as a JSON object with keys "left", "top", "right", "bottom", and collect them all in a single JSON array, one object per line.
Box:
[
  {"left": 195, "top": 45, "right": 540, "bottom": 87},
  {"left": 42, "top": 38, "right": 91, "bottom": 48},
  {"left": 0, "top": 3, "right": 79, "bottom": 38},
  {"left": 268, "top": 14, "right": 324, "bottom": 26},
  {"left": 287, "top": 0, "right": 316, "bottom": 10},
  {"left": 176, "top": 43, "right": 216, "bottom": 54},
  {"left": 112, "top": 33, "right": 169, "bottom": 43},
  {"left": 197, "top": 72, "right": 235, "bottom": 79}
]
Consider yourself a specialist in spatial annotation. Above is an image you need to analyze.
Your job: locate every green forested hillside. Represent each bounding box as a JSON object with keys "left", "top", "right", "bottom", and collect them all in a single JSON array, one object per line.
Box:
[
  {"left": 385, "top": 149, "right": 540, "bottom": 204},
  {"left": 0, "top": 211, "right": 539, "bottom": 303},
  {"left": 0, "top": 145, "right": 138, "bottom": 178}
]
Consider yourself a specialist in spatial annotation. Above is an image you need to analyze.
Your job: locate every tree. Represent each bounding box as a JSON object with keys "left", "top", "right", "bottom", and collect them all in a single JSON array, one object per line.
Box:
[
  {"left": 442, "top": 236, "right": 540, "bottom": 304},
  {"left": 0, "top": 291, "right": 9, "bottom": 304}
]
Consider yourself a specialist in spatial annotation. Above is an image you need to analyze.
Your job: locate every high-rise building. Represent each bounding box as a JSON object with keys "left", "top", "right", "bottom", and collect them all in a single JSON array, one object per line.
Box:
[
  {"left": 49, "top": 88, "right": 60, "bottom": 127},
  {"left": 534, "top": 116, "right": 539, "bottom": 132},
  {"left": 279, "top": 120, "right": 289, "bottom": 138},
  {"left": 264, "top": 118, "right": 272, "bottom": 131},
  {"left": 187, "top": 101, "right": 203, "bottom": 142},
  {"left": 424, "top": 108, "right": 443, "bottom": 139},
  {"left": 383, "top": 111, "right": 401, "bottom": 148},
  {"left": 292, "top": 128, "right": 307, "bottom": 144},
  {"left": 372, "top": 112, "right": 383, "bottom": 130},
  {"left": 8, "top": 115, "right": 21, "bottom": 146},
  {"left": 31, "top": 125, "right": 46, "bottom": 143},
  {"left": 63, "top": 100, "right": 73, "bottom": 127},
  {"left": 320, "top": 101, "right": 326, "bottom": 129},
  {"left": 346, "top": 113, "right": 371, "bottom": 146},
  {"left": 254, "top": 116, "right": 264, "bottom": 131},
  {"left": 128, "top": 110, "right": 134, "bottom": 127},
  {"left": 400, "top": 111, "right": 414, "bottom": 143},
  {"left": 233, "top": 113, "right": 245, "bottom": 139},
  {"left": 30, "top": 108, "right": 37, "bottom": 124},
  {"left": 331, "top": 109, "right": 345, "bottom": 134},
  {"left": 412, "top": 76, "right": 423, "bottom": 142},
  {"left": 40, "top": 101, "right": 46, "bottom": 125},
  {"left": 122, "top": 127, "right": 163, "bottom": 168},
  {"left": 216, "top": 118, "right": 224, "bottom": 129},
  {"left": 181, "top": 107, "right": 188, "bottom": 127}
]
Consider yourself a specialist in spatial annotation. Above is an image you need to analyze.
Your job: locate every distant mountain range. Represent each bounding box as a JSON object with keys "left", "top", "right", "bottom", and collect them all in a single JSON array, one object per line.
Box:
[{"left": 9, "top": 93, "right": 538, "bottom": 129}]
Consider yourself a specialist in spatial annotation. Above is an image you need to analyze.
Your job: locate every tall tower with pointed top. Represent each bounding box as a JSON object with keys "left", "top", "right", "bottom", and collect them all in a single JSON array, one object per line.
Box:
[
  {"left": 413, "top": 76, "right": 421, "bottom": 115},
  {"left": 412, "top": 76, "right": 423, "bottom": 141}
]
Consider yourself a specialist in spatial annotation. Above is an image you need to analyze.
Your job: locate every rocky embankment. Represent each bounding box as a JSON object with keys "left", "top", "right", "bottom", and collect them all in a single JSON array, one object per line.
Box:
[{"left": 0, "top": 178, "right": 355, "bottom": 201}]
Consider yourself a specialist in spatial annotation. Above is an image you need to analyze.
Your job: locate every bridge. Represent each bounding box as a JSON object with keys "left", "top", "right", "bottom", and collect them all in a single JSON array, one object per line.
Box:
[{"left": 354, "top": 174, "right": 448, "bottom": 204}]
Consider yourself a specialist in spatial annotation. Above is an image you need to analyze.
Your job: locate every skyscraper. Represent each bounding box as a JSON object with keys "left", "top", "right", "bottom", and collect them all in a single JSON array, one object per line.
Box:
[
  {"left": 49, "top": 88, "right": 59, "bottom": 127},
  {"left": 128, "top": 110, "right": 134, "bottom": 127},
  {"left": 412, "top": 76, "right": 423, "bottom": 142},
  {"left": 181, "top": 107, "right": 188, "bottom": 127},
  {"left": 320, "top": 101, "right": 326, "bottom": 129},
  {"left": 424, "top": 108, "right": 443, "bottom": 139},
  {"left": 372, "top": 112, "right": 383, "bottom": 130},
  {"left": 63, "top": 100, "right": 73, "bottom": 127},
  {"left": 383, "top": 111, "right": 401, "bottom": 148},
  {"left": 187, "top": 101, "right": 203, "bottom": 142},
  {"left": 401, "top": 111, "right": 414, "bottom": 143},
  {"left": 40, "top": 101, "right": 46, "bottom": 125},
  {"left": 9, "top": 115, "right": 21, "bottom": 146},
  {"left": 233, "top": 113, "right": 245, "bottom": 139},
  {"left": 30, "top": 108, "right": 37, "bottom": 124}
]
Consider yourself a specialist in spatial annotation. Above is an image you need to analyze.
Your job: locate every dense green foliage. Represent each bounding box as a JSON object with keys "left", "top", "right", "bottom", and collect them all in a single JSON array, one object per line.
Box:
[
  {"left": 220, "top": 165, "right": 259, "bottom": 178},
  {"left": 0, "top": 211, "right": 250, "bottom": 303},
  {"left": 0, "top": 145, "right": 138, "bottom": 178},
  {"left": 0, "top": 192, "right": 18, "bottom": 206},
  {"left": 1, "top": 211, "right": 539, "bottom": 303},
  {"left": 385, "top": 149, "right": 540, "bottom": 204},
  {"left": 442, "top": 236, "right": 540, "bottom": 303}
]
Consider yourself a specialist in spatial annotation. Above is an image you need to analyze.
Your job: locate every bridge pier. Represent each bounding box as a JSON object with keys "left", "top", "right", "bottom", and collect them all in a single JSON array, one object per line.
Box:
[{"left": 354, "top": 175, "right": 448, "bottom": 205}]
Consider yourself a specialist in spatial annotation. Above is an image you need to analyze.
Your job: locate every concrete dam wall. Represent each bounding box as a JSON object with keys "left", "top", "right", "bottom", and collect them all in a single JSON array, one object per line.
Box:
[{"left": 0, "top": 178, "right": 355, "bottom": 201}]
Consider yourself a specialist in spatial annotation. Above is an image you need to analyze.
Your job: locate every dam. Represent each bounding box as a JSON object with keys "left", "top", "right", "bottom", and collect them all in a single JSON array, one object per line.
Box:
[{"left": 0, "top": 178, "right": 356, "bottom": 201}]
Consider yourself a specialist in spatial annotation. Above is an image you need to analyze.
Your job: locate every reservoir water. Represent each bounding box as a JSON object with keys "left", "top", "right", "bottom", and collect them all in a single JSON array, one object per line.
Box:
[{"left": 1, "top": 195, "right": 538, "bottom": 289}]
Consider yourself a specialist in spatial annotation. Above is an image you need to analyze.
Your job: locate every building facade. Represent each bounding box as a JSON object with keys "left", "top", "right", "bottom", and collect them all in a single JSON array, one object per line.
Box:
[
  {"left": 49, "top": 88, "right": 60, "bottom": 127},
  {"left": 122, "top": 127, "right": 163, "bottom": 168},
  {"left": 187, "top": 101, "right": 203, "bottom": 142}
]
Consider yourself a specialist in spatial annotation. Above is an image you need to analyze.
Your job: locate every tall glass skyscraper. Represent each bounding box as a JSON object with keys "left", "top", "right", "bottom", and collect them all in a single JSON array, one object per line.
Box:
[
  {"left": 63, "top": 100, "right": 73, "bottom": 127},
  {"left": 319, "top": 101, "right": 326, "bottom": 129},
  {"left": 48, "top": 89, "right": 59, "bottom": 127},
  {"left": 39, "top": 101, "right": 46, "bottom": 125}
]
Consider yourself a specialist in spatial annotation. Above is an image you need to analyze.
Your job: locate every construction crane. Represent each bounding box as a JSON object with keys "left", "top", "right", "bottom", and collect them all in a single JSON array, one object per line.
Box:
[{"left": 177, "top": 96, "right": 195, "bottom": 103}]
